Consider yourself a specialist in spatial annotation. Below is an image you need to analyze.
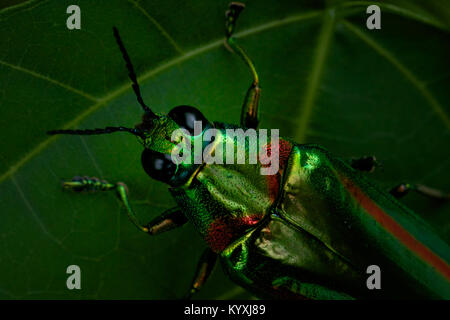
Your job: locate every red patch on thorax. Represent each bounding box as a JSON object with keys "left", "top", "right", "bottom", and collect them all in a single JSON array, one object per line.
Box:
[
  {"left": 259, "top": 139, "right": 292, "bottom": 201},
  {"left": 206, "top": 215, "right": 262, "bottom": 253},
  {"left": 206, "top": 140, "right": 292, "bottom": 253}
]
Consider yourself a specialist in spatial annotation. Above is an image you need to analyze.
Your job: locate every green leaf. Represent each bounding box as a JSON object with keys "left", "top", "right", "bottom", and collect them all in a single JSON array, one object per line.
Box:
[{"left": 0, "top": 0, "right": 448, "bottom": 299}]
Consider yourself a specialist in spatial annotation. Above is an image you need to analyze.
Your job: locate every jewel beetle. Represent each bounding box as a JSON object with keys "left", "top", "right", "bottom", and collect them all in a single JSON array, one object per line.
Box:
[{"left": 48, "top": 3, "right": 450, "bottom": 299}]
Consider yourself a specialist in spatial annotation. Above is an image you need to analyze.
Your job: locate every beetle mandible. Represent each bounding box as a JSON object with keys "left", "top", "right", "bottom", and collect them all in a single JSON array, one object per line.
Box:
[{"left": 48, "top": 3, "right": 450, "bottom": 299}]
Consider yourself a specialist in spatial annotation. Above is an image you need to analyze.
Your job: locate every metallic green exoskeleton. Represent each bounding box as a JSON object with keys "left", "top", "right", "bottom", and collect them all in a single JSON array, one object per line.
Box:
[{"left": 48, "top": 3, "right": 450, "bottom": 299}]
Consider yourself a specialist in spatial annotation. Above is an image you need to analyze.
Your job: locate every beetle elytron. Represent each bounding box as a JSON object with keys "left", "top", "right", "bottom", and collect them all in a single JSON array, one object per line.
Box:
[{"left": 48, "top": 3, "right": 450, "bottom": 299}]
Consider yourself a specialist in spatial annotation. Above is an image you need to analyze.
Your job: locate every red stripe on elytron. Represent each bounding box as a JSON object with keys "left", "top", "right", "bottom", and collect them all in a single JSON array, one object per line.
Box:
[{"left": 341, "top": 175, "right": 450, "bottom": 281}]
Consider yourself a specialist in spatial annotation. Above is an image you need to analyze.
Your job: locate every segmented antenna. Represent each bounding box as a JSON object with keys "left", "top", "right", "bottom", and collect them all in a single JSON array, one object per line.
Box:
[
  {"left": 47, "top": 126, "right": 145, "bottom": 139},
  {"left": 113, "top": 26, "right": 158, "bottom": 119}
]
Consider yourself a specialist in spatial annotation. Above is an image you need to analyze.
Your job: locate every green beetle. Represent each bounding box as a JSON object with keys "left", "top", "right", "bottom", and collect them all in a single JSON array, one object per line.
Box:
[{"left": 48, "top": 3, "right": 450, "bottom": 299}]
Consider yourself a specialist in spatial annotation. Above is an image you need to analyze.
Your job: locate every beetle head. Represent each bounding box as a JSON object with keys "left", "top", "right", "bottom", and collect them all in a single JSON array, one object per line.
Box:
[
  {"left": 47, "top": 104, "right": 211, "bottom": 187},
  {"left": 138, "top": 105, "right": 212, "bottom": 186}
]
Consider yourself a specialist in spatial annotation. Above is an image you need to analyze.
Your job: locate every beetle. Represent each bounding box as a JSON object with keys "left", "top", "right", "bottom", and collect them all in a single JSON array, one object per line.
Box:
[{"left": 48, "top": 3, "right": 450, "bottom": 299}]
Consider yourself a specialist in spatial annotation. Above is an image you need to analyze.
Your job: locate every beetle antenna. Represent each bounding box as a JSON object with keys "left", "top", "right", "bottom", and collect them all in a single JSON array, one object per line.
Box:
[
  {"left": 113, "top": 27, "right": 158, "bottom": 119},
  {"left": 47, "top": 126, "right": 145, "bottom": 139}
]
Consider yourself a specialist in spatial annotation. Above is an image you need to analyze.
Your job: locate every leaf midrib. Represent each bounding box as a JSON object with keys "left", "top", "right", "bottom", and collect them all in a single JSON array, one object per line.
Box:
[{"left": 295, "top": 8, "right": 336, "bottom": 143}]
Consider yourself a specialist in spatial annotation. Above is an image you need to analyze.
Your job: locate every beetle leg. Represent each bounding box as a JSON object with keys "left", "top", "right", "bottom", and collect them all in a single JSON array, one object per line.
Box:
[
  {"left": 146, "top": 207, "right": 187, "bottom": 235},
  {"left": 390, "top": 183, "right": 449, "bottom": 200},
  {"left": 62, "top": 176, "right": 187, "bottom": 233},
  {"left": 350, "top": 156, "right": 378, "bottom": 172},
  {"left": 184, "top": 248, "right": 217, "bottom": 299},
  {"left": 225, "top": 2, "right": 261, "bottom": 129}
]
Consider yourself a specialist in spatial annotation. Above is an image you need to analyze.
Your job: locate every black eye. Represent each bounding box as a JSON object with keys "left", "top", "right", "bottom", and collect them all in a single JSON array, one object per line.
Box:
[
  {"left": 141, "top": 148, "right": 177, "bottom": 184},
  {"left": 168, "top": 105, "right": 210, "bottom": 135}
]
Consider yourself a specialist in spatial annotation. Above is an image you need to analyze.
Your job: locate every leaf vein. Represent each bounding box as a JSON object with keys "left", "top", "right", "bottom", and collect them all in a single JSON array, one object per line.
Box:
[
  {"left": 342, "top": 20, "right": 450, "bottom": 129},
  {"left": 0, "top": 59, "right": 99, "bottom": 102},
  {"left": 11, "top": 175, "right": 65, "bottom": 248},
  {"left": 337, "top": 1, "right": 450, "bottom": 32},
  {"left": 127, "top": 0, "right": 184, "bottom": 54}
]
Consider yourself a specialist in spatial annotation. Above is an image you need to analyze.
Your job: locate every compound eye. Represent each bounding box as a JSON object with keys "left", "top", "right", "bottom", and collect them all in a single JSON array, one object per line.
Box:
[
  {"left": 168, "top": 105, "right": 210, "bottom": 135},
  {"left": 141, "top": 148, "right": 176, "bottom": 184}
]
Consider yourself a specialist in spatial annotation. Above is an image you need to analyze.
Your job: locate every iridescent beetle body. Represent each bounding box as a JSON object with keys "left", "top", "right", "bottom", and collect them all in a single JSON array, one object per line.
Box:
[
  {"left": 166, "top": 123, "right": 449, "bottom": 299},
  {"left": 48, "top": 3, "right": 450, "bottom": 299},
  {"left": 213, "top": 141, "right": 449, "bottom": 299}
]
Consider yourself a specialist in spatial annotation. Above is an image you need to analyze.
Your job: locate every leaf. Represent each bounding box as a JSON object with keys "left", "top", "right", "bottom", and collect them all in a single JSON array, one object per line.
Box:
[{"left": 0, "top": 0, "right": 448, "bottom": 299}]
